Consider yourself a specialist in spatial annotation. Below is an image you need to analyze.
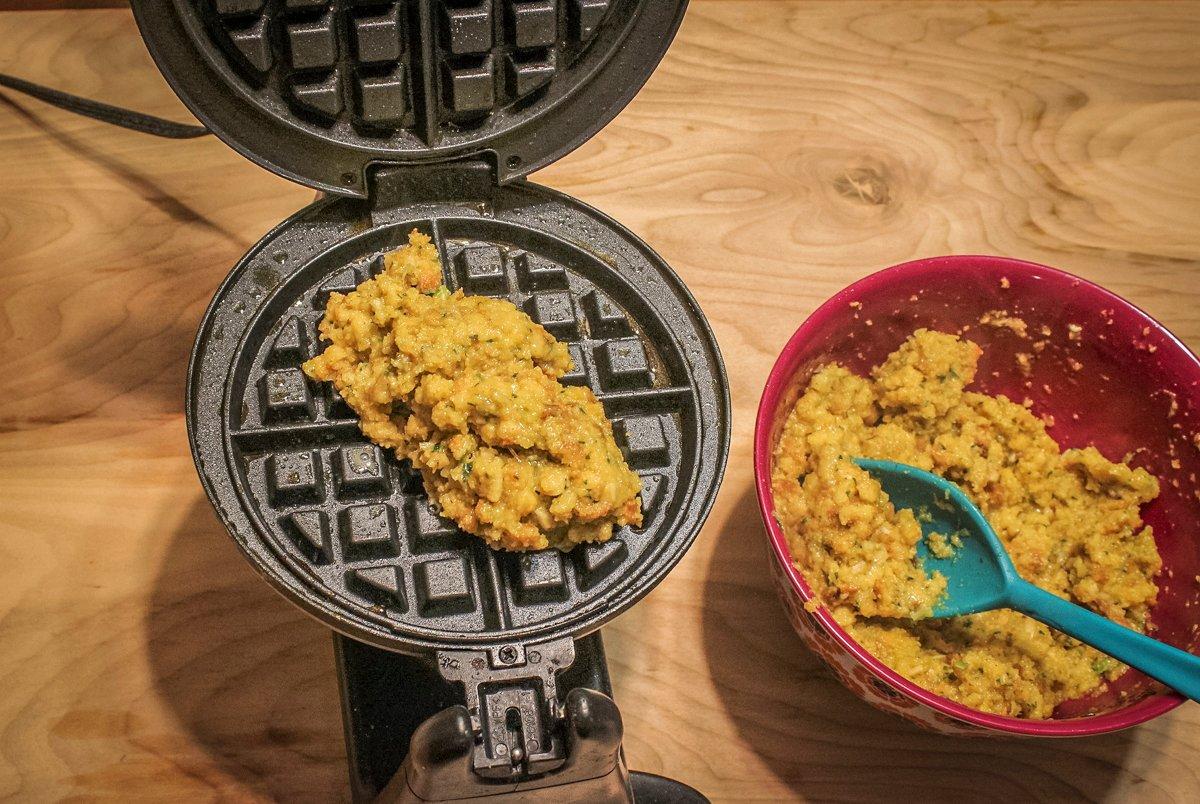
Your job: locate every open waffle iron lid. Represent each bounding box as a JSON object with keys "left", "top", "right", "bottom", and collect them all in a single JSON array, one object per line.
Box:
[{"left": 132, "top": 0, "right": 688, "bottom": 196}]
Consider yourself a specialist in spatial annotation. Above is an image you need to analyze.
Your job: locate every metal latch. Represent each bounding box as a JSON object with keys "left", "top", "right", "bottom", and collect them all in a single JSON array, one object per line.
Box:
[{"left": 435, "top": 637, "right": 575, "bottom": 779}]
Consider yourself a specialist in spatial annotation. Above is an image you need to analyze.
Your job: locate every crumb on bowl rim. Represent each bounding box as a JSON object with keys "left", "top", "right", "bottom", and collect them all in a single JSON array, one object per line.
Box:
[{"left": 753, "top": 254, "right": 1191, "bottom": 737}]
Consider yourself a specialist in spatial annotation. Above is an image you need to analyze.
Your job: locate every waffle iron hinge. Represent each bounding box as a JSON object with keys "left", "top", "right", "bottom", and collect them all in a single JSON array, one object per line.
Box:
[{"left": 366, "top": 157, "right": 498, "bottom": 218}]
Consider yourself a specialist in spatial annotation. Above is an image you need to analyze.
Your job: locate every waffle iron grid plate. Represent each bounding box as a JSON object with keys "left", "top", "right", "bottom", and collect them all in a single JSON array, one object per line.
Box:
[
  {"left": 188, "top": 184, "right": 729, "bottom": 654},
  {"left": 139, "top": 0, "right": 686, "bottom": 194}
]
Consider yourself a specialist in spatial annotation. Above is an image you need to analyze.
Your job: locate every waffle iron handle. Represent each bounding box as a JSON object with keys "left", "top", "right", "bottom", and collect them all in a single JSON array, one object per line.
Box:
[
  {"left": 437, "top": 638, "right": 580, "bottom": 779},
  {"left": 379, "top": 636, "right": 633, "bottom": 802}
]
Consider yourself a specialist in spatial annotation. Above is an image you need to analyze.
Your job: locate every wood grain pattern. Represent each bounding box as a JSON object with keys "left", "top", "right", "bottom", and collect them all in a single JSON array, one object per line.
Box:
[
  {"left": 0, "top": 3, "right": 127, "bottom": 10},
  {"left": 1, "top": 3, "right": 1198, "bottom": 802}
]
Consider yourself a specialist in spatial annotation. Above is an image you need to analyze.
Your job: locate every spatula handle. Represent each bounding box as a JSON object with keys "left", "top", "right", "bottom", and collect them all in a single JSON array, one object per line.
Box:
[{"left": 1007, "top": 579, "right": 1200, "bottom": 703}]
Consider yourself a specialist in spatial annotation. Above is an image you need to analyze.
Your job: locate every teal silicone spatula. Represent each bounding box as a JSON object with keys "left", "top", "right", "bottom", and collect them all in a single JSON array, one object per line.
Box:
[{"left": 855, "top": 458, "right": 1200, "bottom": 702}]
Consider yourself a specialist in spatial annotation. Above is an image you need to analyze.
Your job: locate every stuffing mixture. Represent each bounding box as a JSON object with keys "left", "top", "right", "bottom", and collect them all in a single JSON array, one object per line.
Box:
[{"left": 304, "top": 230, "right": 642, "bottom": 552}]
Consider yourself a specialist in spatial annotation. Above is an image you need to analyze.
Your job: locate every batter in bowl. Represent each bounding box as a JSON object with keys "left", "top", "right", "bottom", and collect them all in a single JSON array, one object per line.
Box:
[{"left": 771, "top": 329, "right": 1161, "bottom": 718}]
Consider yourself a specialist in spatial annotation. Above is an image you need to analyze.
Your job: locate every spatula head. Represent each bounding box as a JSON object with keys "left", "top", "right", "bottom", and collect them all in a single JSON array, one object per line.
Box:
[{"left": 854, "top": 459, "right": 1019, "bottom": 618}]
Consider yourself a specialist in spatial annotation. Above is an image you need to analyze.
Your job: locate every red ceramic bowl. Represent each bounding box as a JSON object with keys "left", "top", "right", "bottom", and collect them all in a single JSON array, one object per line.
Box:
[{"left": 754, "top": 256, "right": 1200, "bottom": 736}]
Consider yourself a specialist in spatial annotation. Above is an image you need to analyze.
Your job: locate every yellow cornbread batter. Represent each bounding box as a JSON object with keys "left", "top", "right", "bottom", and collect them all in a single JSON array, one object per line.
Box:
[
  {"left": 303, "top": 230, "right": 642, "bottom": 552},
  {"left": 771, "top": 329, "right": 1162, "bottom": 718}
]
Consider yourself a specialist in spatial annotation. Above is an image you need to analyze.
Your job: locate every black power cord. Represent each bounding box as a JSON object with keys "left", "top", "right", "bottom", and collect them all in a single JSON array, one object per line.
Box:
[{"left": 0, "top": 71, "right": 210, "bottom": 139}]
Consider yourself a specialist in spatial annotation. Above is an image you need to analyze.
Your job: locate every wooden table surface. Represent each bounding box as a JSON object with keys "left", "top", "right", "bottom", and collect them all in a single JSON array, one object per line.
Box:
[{"left": 2, "top": 3, "right": 1199, "bottom": 802}]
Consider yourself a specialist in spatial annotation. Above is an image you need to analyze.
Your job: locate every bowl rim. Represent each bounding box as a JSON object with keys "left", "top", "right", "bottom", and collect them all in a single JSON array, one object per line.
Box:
[{"left": 753, "top": 254, "right": 1192, "bottom": 736}]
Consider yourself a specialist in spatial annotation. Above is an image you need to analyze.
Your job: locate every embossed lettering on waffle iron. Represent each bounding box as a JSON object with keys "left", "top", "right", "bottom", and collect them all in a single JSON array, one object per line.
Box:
[
  {"left": 198, "top": 0, "right": 618, "bottom": 147},
  {"left": 227, "top": 224, "right": 696, "bottom": 638}
]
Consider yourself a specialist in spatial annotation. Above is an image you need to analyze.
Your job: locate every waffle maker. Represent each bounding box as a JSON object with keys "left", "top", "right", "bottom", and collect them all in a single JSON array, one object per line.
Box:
[{"left": 131, "top": 1, "right": 729, "bottom": 800}]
